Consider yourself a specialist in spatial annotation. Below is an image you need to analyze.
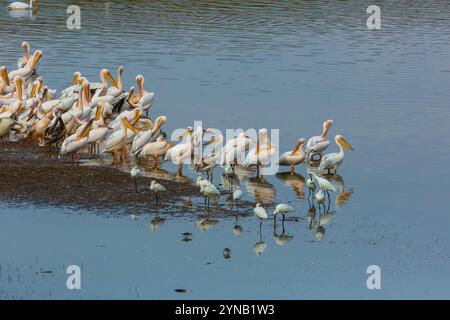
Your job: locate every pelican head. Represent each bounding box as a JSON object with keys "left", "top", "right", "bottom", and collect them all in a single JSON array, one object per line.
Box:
[
  {"left": 21, "top": 41, "right": 30, "bottom": 56},
  {"left": 136, "top": 74, "right": 144, "bottom": 93},
  {"left": 321, "top": 119, "right": 333, "bottom": 136},
  {"left": 102, "top": 69, "right": 117, "bottom": 88},
  {"left": 153, "top": 115, "right": 167, "bottom": 131},
  {"left": 336, "top": 135, "right": 354, "bottom": 151},
  {"left": 118, "top": 65, "right": 124, "bottom": 75},
  {"left": 0, "top": 66, "right": 10, "bottom": 86},
  {"left": 72, "top": 71, "right": 81, "bottom": 85},
  {"left": 29, "top": 50, "right": 42, "bottom": 70}
]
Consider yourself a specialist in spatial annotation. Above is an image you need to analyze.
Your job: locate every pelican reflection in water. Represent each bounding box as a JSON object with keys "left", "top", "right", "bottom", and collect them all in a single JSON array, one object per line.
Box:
[
  {"left": 246, "top": 177, "right": 276, "bottom": 204},
  {"left": 275, "top": 171, "right": 305, "bottom": 200}
]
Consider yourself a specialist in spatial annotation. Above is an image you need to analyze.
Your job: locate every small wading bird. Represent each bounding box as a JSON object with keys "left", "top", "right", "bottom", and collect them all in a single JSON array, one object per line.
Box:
[
  {"left": 273, "top": 203, "right": 294, "bottom": 223},
  {"left": 130, "top": 166, "right": 143, "bottom": 193},
  {"left": 253, "top": 203, "right": 268, "bottom": 227},
  {"left": 149, "top": 180, "right": 166, "bottom": 205}
]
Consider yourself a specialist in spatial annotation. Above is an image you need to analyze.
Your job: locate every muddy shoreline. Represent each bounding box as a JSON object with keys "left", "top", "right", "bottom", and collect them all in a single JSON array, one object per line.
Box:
[{"left": 0, "top": 142, "right": 256, "bottom": 217}]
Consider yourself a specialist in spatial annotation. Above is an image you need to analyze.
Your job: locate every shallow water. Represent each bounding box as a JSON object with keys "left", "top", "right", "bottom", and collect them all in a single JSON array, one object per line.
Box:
[{"left": 1, "top": 0, "right": 450, "bottom": 299}]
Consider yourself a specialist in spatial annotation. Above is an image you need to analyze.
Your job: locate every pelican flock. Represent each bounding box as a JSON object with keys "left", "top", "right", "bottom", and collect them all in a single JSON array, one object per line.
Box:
[{"left": 1, "top": 42, "right": 355, "bottom": 233}]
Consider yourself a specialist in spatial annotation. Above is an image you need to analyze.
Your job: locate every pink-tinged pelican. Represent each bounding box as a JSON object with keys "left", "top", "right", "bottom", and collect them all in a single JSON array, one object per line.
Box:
[
  {"left": 17, "top": 41, "right": 31, "bottom": 68},
  {"left": 305, "top": 119, "right": 333, "bottom": 161},
  {"left": 106, "top": 66, "right": 124, "bottom": 97},
  {"left": 130, "top": 115, "right": 167, "bottom": 156},
  {"left": 244, "top": 128, "right": 276, "bottom": 177},
  {"left": 221, "top": 132, "right": 255, "bottom": 165},
  {"left": 139, "top": 136, "right": 173, "bottom": 170},
  {"left": 0, "top": 66, "right": 13, "bottom": 95},
  {"left": 278, "top": 138, "right": 306, "bottom": 174},
  {"left": 7, "top": 0, "right": 39, "bottom": 11},
  {"left": 8, "top": 50, "right": 42, "bottom": 81},
  {"left": 130, "top": 75, "right": 155, "bottom": 115},
  {"left": 319, "top": 135, "right": 354, "bottom": 174}
]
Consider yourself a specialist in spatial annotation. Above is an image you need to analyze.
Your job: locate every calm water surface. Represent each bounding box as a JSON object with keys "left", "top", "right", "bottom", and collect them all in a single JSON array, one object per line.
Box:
[{"left": 1, "top": 0, "right": 450, "bottom": 299}]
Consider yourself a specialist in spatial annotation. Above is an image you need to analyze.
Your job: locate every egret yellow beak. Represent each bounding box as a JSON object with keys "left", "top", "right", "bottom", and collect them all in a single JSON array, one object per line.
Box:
[
  {"left": 30, "top": 50, "right": 42, "bottom": 70},
  {"left": 0, "top": 67, "right": 10, "bottom": 86},
  {"left": 104, "top": 70, "right": 118, "bottom": 88},
  {"left": 339, "top": 136, "right": 354, "bottom": 151}
]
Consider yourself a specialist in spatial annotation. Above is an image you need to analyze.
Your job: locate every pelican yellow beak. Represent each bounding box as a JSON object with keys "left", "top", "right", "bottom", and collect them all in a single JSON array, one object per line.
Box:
[
  {"left": 131, "top": 109, "right": 142, "bottom": 125},
  {"left": 95, "top": 104, "right": 103, "bottom": 121},
  {"left": 30, "top": 82, "right": 38, "bottom": 98},
  {"left": 120, "top": 117, "right": 140, "bottom": 133},
  {"left": 33, "top": 0, "right": 40, "bottom": 11},
  {"left": 77, "top": 119, "right": 94, "bottom": 140},
  {"left": 15, "top": 77, "right": 23, "bottom": 101},
  {"left": 338, "top": 136, "right": 354, "bottom": 151},
  {"left": 30, "top": 50, "right": 42, "bottom": 70},
  {"left": 83, "top": 83, "right": 90, "bottom": 102},
  {"left": 0, "top": 67, "right": 10, "bottom": 86},
  {"left": 72, "top": 72, "right": 80, "bottom": 85},
  {"left": 104, "top": 70, "right": 118, "bottom": 88},
  {"left": 16, "top": 102, "right": 25, "bottom": 114}
]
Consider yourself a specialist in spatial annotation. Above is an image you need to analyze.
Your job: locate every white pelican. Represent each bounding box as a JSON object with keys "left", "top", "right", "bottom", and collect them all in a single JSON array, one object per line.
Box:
[
  {"left": 253, "top": 203, "right": 268, "bottom": 221},
  {"left": 129, "top": 75, "right": 155, "bottom": 115},
  {"left": 138, "top": 136, "right": 172, "bottom": 170},
  {"left": 59, "top": 71, "right": 82, "bottom": 98},
  {"left": 278, "top": 138, "right": 306, "bottom": 174},
  {"left": 195, "top": 134, "right": 223, "bottom": 180},
  {"left": 221, "top": 132, "right": 254, "bottom": 165},
  {"left": 131, "top": 115, "right": 167, "bottom": 156},
  {"left": 130, "top": 166, "right": 143, "bottom": 193},
  {"left": 273, "top": 203, "right": 294, "bottom": 222},
  {"left": 7, "top": 0, "right": 39, "bottom": 10},
  {"left": 319, "top": 135, "right": 354, "bottom": 174},
  {"left": 91, "top": 69, "right": 117, "bottom": 105},
  {"left": 60, "top": 119, "right": 94, "bottom": 157},
  {"left": 244, "top": 128, "right": 276, "bottom": 177},
  {"left": 17, "top": 41, "right": 31, "bottom": 68},
  {"left": 164, "top": 127, "right": 193, "bottom": 176},
  {"left": 101, "top": 117, "right": 140, "bottom": 163},
  {"left": 106, "top": 66, "right": 124, "bottom": 97},
  {"left": 8, "top": 50, "right": 42, "bottom": 81},
  {"left": 305, "top": 119, "right": 333, "bottom": 161},
  {"left": 149, "top": 180, "right": 166, "bottom": 205}
]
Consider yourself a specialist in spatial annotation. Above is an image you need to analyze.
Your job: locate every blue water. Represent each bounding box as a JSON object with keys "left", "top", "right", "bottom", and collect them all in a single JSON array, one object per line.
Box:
[{"left": 1, "top": 0, "right": 450, "bottom": 299}]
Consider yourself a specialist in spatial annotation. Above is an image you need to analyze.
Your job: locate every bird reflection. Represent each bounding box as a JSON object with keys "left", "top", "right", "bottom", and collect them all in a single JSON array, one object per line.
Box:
[
  {"left": 8, "top": 9, "right": 39, "bottom": 19},
  {"left": 232, "top": 215, "right": 243, "bottom": 237},
  {"left": 196, "top": 218, "right": 219, "bottom": 231},
  {"left": 253, "top": 219, "right": 267, "bottom": 256},
  {"left": 275, "top": 172, "right": 305, "bottom": 200},
  {"left": 315, "top": 225, "right": 325, "bottom": 241},
  {"left": 323, "top": 174, "right": 353, "bottom": 208},
  {"left": 245, "top": 177, "right": 276, "bottom": 204},
  {"left": 273, "top": 218, "right": 294, "bottom": 246},
  {"left": 150, "top": 216, "right": 165, "bottom": 232}
]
